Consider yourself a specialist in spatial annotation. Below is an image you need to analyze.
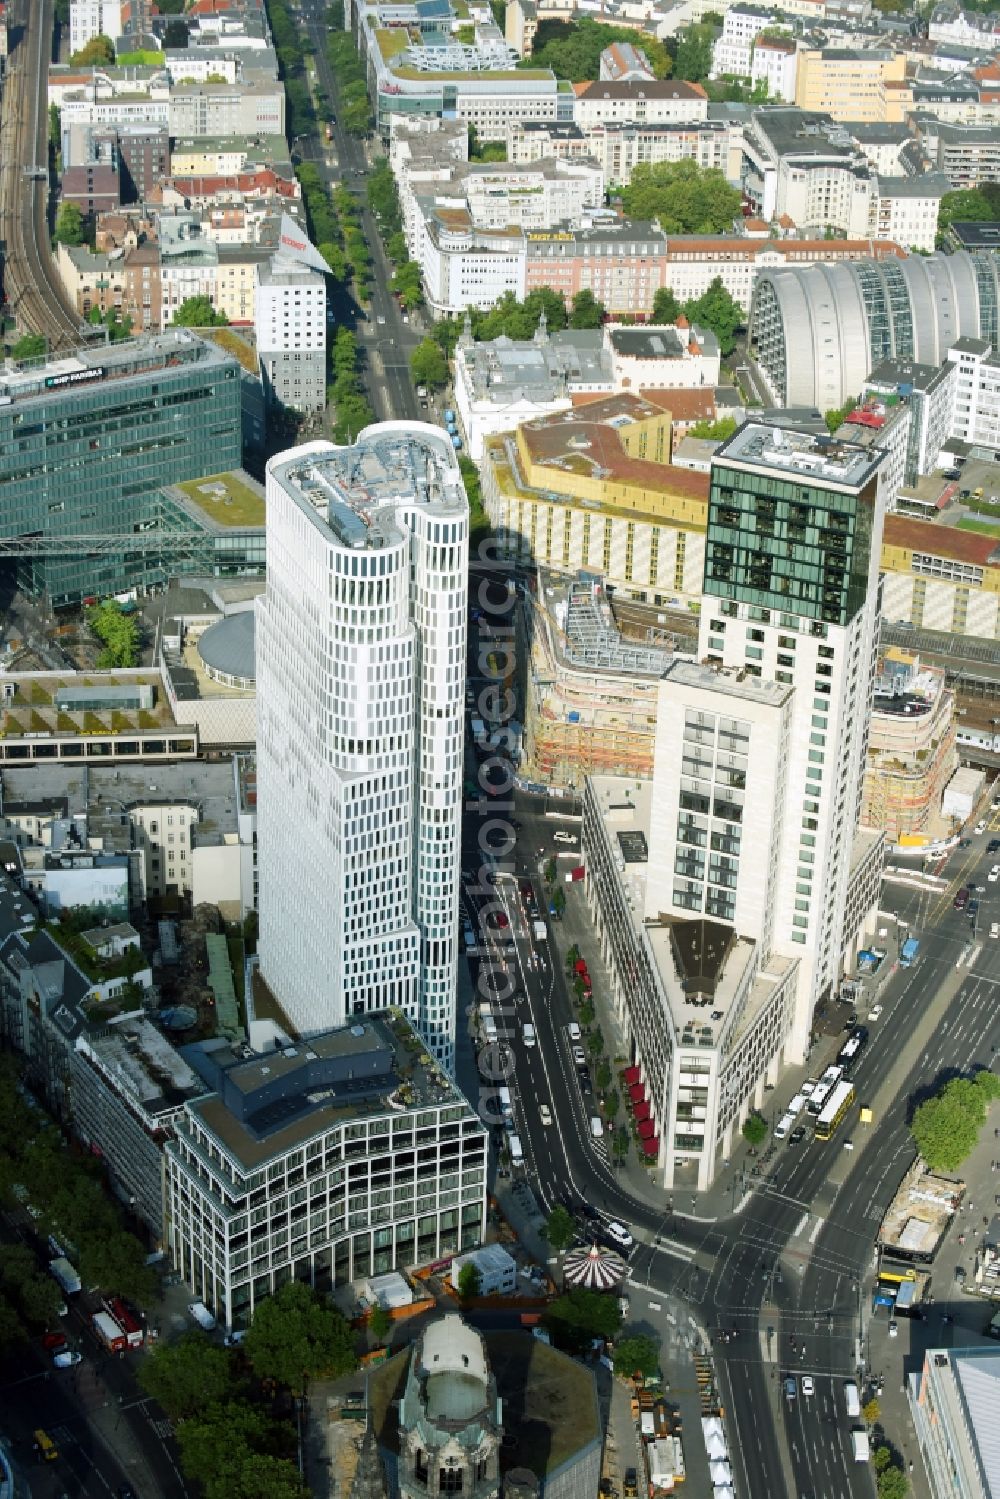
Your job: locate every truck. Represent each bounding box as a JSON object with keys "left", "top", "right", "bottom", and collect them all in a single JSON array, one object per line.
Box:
[
  {"left": 900, "top": 936, "right": 920, "bottom": 967},
  {"left": 105, "top": 1296, "right": 143, "bottom": 1348},
  {"left": 93, "top": 1310, "right": 128, "bottom": 1353},
  {"left": 48, "top": 1257, "right": 82, "bottom": 1296},
  {"left": 851, "top": 1429, "right": 870, "bottom": 1463},
  {"left": 187, "top": 1300, "right": 216, "bottom": 1332},
  {"left": 533, "top": 920, "right": 546, "bottom": 942}
]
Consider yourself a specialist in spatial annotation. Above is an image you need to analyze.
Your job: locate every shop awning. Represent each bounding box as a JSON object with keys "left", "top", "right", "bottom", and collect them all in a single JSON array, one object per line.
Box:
[
  {"left": 628, "top": 1082, "right": 646, "bottom": 1103},
  {"left": 632, "top": 1100, "right": 650, "bottom": 1122},
  {"left": 641, "top": 1135, "right": 660, "bottom": 1158},
  {"left": 623, "top": 1065, "right": 641, "bottom": 1084},
  {"left": 638, "top": 1118, "right": 656, "bottom": 1139}
]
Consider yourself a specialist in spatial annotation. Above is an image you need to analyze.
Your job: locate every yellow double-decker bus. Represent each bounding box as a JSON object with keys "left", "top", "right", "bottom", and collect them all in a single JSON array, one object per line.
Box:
[{"left": 814, "top": 1079, "right": 856, "bottom": 1140}]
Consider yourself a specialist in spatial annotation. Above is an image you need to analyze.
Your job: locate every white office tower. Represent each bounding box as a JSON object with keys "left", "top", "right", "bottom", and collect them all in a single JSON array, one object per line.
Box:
[
  {"left": 646, "top": 422, "right": 891, "bottom": 1061},
  {"left": 256, "top": 426, "right": 469, "bottom": 1069}
]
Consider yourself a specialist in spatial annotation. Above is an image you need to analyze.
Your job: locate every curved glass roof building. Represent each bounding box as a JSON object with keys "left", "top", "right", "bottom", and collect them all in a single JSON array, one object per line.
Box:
[{"left": 749, "top": 250, "right": 1000, "bottom": 410}]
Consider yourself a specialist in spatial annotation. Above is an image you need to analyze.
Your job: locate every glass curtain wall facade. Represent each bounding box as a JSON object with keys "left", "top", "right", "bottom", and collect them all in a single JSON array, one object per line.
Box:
[{"left": 0, "top": 333, "right": 242, "bottom": 604}]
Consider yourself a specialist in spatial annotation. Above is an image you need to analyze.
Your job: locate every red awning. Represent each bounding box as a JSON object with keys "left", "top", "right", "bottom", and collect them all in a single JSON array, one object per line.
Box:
[
  {"left": 638, "top": 1118, "right": 656, "bottom": 1139},
  {"left": 628, "top": 1082, "right": 645, "bottom": 1102},
  {"left": 623, "top": 1065, "right": 641, "bottom": 1084},
  {"left": 641, "top": 1135, "right": 660, "bottom": 1158},
  {"left": 633, "top": 1100, "right": 650, "bottom": 1122}
]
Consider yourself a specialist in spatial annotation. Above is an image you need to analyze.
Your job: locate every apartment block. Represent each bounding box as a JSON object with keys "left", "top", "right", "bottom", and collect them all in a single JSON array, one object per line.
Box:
[
  {"left": 794, "top": 47, "right": 906, "bottom": 121},
  {"left": 482, "top": 393, "right": 711, "bottom": 603},
  {"left": 163, "top": 1016, "right": 488, "bottom": 1326},
  {"left": 256, "top": 428, "right": 468, "bottom": 1068},
  {"left": 254, "top": 258, "right": 327, "bottom": 415},
  {"left": 573, "top": 79, "right": 709, "bottom": 128},
  {"left": 508, "top": 117, "right": 741, "bottom": 184},
  {"left": 69, "top": 0, "right": 124, "bottom": 53}
]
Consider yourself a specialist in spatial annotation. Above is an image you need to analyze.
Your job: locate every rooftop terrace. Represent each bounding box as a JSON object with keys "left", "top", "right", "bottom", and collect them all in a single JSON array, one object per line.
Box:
[
  {"left": 171, "top": 471, "right": 266, "bottom": 529},
  {"left": 716, "top": 420, "right": 886, "bottom": 490}
]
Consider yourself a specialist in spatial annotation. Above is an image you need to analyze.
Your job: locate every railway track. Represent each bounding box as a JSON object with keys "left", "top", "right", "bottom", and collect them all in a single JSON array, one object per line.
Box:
[{"left": 0, "top": 0, "right": 84, "bottom": 352}]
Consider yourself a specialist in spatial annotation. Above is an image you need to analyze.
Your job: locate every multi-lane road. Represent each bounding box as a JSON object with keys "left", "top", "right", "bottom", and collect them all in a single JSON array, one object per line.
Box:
[
  {"left": 0, "top": 0, "right": 82, "bottom": 349},
  {"left": 462, "top": 703, "right": 1000, "bottom": 1498},
  {"left": 300, "top": 2, "right": 424, "bottom": 425}
]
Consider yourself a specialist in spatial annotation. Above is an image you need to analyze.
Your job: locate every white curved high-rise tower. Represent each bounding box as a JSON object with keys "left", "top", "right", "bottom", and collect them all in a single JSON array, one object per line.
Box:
[{"left": 256, "top": 424, "right": 469, "bottom": 1070}]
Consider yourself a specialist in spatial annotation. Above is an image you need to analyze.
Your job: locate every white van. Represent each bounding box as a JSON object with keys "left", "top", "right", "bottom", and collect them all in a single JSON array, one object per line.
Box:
[
  {"left": 498, "top": 1086, "right": 513, "bottom": 1129},
  {"left": 788, "top": 1093, "right": 807, "bottom": 1118},
  {"left": 523, "top": 1023, "right": 536, "bottom": 1048},
  {"left": 590, "top": 1117, "right": 604, "bottom": 1138},
  {"left": 774, "top": 1111, "right": 795, "bottom": 1140},
  {"left": 844, "top": 1381, "right": 861, "bottom": 1418},
  {"left": 509, "top": 1135, "right": 524, "bottom": 1166},
  {"left": 567, "top": 1021, "right": 581, "bottom": 1042}
]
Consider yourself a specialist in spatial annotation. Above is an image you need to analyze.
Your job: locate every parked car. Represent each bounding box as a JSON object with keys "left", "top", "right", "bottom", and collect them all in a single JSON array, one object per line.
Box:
[
  {"left": 954, "top": 887, "right": 970, "bottom": 911},
  {"left": 988, "top": 865, "right": 1000, "bottom": 883},
  {"left": 991, "top": 923, "right": 999, "bottom": 940},
  {"left": 554, "top": 831, "right": 577, "bottom": 845},
  {"left": 888, "top": 1320, "right": 898, "bottom": 1338},
  {"left": 572, "top": 1045, "right": 587, "bottom": 1067},
  {"left": 975, "top": 820, "right": 988, "bottom": 836},
  {"left": 41, "top": 1331, "right": 67, "bottom": 1350},
  {"left": 867, "top": 1004, "right": 883, "bottom": 1022},
  {"left": 53, "top": 1350, "right": 81, "bottom": 1368}
]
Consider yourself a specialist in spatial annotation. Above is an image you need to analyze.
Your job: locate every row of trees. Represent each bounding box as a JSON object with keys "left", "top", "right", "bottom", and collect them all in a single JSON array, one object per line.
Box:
[
  {"left": 911, "top": 1070, "right": 1000, "bottom": 1172},
  {"left": 266, "top": 0, "right": 316, "bottom": 140},
  {"left": 0, "top": 1058, "right": 155, "bottom": 1352},
  {"left": 561, "top": 941, "right": 632, "bottom": 1166},
  {"left": 327, "top": 29, "right": 372, "bottom": 137},
  {"left": 140, "top": 1281, "right": 357, "bottom": 1499},
  {"left": 329, "top": 326, "right": 375, "bottom": 443}
]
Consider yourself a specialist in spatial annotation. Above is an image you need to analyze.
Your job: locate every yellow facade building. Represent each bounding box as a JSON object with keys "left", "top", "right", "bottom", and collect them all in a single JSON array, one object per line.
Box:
[{"left": 794, "top": 48, "right": 907, "bottom": 122}]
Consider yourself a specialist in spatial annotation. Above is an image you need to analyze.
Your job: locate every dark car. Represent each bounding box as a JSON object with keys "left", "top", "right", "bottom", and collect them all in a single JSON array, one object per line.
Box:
[
  {"left": 954, "top": 887, "right": 970, "bottom": 911},
  {"left": 988, "top": 839, "right": 1000, "bottom": 855},
  {"left": 969, "top": 898, "right": 980, "bottom": 917},
  {"left": 41, "top": 1331, "right": 66, "bottom": 1350},
  {"left": 943, "top": 468, "right": 962, "bottom": 480},
  {"left": 789, "top": 1125, "right": 807, "bottom": 1145}
]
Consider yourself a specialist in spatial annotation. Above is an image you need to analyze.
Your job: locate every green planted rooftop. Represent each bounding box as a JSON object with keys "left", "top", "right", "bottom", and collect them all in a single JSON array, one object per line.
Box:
[{"left": 176, "top": 472, "right": 266, "bottom": 528}]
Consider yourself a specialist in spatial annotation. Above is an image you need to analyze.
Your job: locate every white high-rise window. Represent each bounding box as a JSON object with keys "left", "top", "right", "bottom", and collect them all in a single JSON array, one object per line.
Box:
[{"left": 255, "top": 426, "right": 469, "bottom": 1071}]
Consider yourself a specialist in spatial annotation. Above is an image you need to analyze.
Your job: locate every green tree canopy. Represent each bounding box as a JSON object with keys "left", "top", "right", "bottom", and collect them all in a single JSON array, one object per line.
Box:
[
  {"left": 742, "top": 1112, "right": 767, "bottom": 1147},
  {"left": 613, "top": 1333, "right": 660, "bottom": 1379},
  {"left": 368, "top": 1302, "right": 392, "bottom": 1345},
  {"left": 175, "top": 1403, "right": 287, "bottom": 1488},
  {"left": 673, "top": 22, "right": 715, "bottom": 82},
  {"left": 0, "top": 1244, "right": 62, "bottom": 1331},
  {"left": 206, "top": 1451, "right": 310, "bottom": 1499},
  {"left": 649, "top": 286, "right": 683, "bottom": 325},
  {"left": 54, "top": 201, "right": 85, "bottom": 246},
  {"left": 685, "top": 276, "right": 744, "bottom": 356},
  {"left": 825, "top": 398, "right": 858, "bottom": 433},
  {"left": 140, "top": 1332, "right": 236, "bottom": 1421},
  {"left": 86, "top": 600, "right": 139, "bottom": 669},
  {"left": 522, "top": 18, "right": 671, "bottom": 80},
  {"left": 411, "top": 338, "right": 449, "bottom": 390},
  {"left": 458, "top": 1262, "right": 482, "bottom": 1301},
  {"left": 545, "top": 1204, "right": 577, "bottom": 1253},
  {"left": 544, "top": 1287, "right": 622, "bottom": 1350},
  {"left": 689, "top": 416, "right": 739, "bottom": 441},
  {"left": 938, "top": 188, "right": 996, "bottom": 230},
  {"left": 391, "top": 260, "right": 424, "bottom": 310},
  {"left": 70, "top": 34, "right": 115, "bottom": 65},
  {"left": 10, "top": 333, "right": 47, "bottom": 361},
  {"left": 171, "top": 295, "right": 228, "bottom": 327},
  {"left": 243, "top": 1281, "right": 356, "bottom": 1394},
  {"left": 569, "top": 288, "right": 605, "bottom": 329},
  {"left": 911, "top": 1071, "right": 999, "bottom": 1172},
  {"left": 619, "top": 160, "right": 741, "bottom": 235}
]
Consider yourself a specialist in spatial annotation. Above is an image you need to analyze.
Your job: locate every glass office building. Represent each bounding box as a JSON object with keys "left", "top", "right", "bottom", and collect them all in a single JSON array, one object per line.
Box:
[{"left": 0, "top": 330, "right": 243, "bottom": 604}]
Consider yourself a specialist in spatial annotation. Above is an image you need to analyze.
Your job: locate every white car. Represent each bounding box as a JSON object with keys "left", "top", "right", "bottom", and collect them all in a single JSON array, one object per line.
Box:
[
  {"left": 867, "top": 1004, "right": 883, "bottom": 1022},
  {"left": 539, "top": 1103, "right": 552, "bottom": 1126},
  {"left": 992, "top": 799, "right": 1000, "bottom": 811},
  {"left": 572, "top": 1045, "right": 587, "bottom": 1067},
  {"left": 604, "top": 1220, "right": 634, "bottom": 1252},
  {"left": 975, "top": 820, "right": 988, "bottom": 836},
  {"left": 990, "top": 865, "right": 1000, "bottom": 883},
  {"left": 224, "top": 1330, "right": 247, "bottom": 1347},
  {"left": 888, "top": 1320, "right": 898, "bottom": 1338},
  {"left": 843, "top": 1138, "right": 855, "bottom": 1151},
  {"left": 554, "top": 831, "right": 578, "bottom": 845},
  {"left": 53, "top": 1350, "right": 82, "bottom": 1368},
  {"left": 801, "top": 1376, "right": 815, "bottom": 1396},
  {"left": 992, "top": 923, "right": 1000, "bottom": 940}
]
